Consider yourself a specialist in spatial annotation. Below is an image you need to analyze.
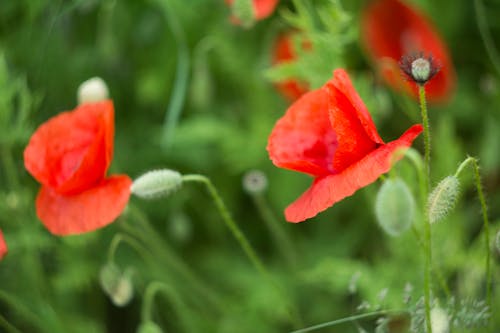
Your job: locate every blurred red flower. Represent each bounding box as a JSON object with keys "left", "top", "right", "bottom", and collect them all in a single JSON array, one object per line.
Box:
[
  {"left": 0, "top": 230, "right": 7, "bottom": 260},
  {"left": 24, "top": 101, "right": 131, "bottom": 235},
  {"left": 271, "top": 32, "right": 310, "bottom": 101},
  {"left": 267, "top": 69, "right": 422, "bottom": 222},
  {"left": 226, "top": 0, "right": 279, "bottom": 22},
  {"left": 361, "top": 0, "right": 455, "bottom": 102}
]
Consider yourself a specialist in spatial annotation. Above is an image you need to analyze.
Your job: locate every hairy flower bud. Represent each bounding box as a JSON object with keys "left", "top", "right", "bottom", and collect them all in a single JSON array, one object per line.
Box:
[
  {"left": 100, "top": 263, "right": 134, "bottom": 307},
  {"left": 77, "top": 77, "right": 109, "bottom": 104},
  {"left": 131, "top": 169, "right": 183, "bottom": 200},
  {"left": 427, "top": 176, "right": 460, "bottom": 224}
]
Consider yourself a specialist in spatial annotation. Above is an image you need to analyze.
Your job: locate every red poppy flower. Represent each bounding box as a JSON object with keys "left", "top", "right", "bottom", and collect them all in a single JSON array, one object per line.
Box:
[
  {"left": 267, "top": 69, "right": 423, "bottom": 222},
  {"left": 24, "top": 101, "right": 132, "bottom": 235},
  {"left": 225, "top": 0, "right": 279, "bottom": 22},
  {"left": 271, "top": 32, "right": 310, "bottom": 101},
  {"left": 0, "top": 230, "right": 7, "bottom": 260},
  {"left": 361, "top": 0, "right": 455, "bottom": 102}
]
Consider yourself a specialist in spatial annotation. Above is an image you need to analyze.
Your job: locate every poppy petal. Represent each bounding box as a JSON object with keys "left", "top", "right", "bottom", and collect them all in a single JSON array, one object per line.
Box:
[
  {"left": 36, "top": 175, "right": 132, "bottom": 235},
  {"left": 267, "top": 88, "right": 337, "bottom": 176},
  {"left": 284, "top": 124, "right": 423, "bottom": 222},
  {"left": 326, "top": 69, "right": 384, "bottom": 172},
  {"left": 361, "top": 0, "right": 455, "bottom": 102},
  {"left": 24, "top": 101, "right": 114, "bottom": 194},
  {"left": 0, "top": 230, "right": 7, "bottom": 260}
]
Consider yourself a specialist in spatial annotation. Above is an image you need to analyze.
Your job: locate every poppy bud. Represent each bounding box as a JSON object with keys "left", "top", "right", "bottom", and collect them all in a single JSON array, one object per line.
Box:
[
  {"left": 242, "top": 170, "right": 268, "bottom": 194},
  {"left": 427, "top": 176, "right": 460, "bottom": 224},
  {"left": 375, "top": 178, "right": 416, "bottom": 236},
  {"left": 99, "top": 263, "right": 134, "bottom": 307},
  {"left": 137, "top": 322, "right": 163, "bottom": 333},
  {"left": 77, "top": 77, "right": 109, "bottom": 104},
  {"left": 131, "top": 169, "right": 183, "bottom": 200}
]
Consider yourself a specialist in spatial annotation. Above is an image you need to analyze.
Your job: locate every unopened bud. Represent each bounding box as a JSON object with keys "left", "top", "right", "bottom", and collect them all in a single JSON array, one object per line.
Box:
[
  {"left": 131, "top": 169, "right": 183, "bottom": 200},
  {"left": 375, "top": 178, "right": 416, "bottom": 236},
  {"left": 242, "top": 170, "right": 268, "bottom": 194},
  {"left": 427, "top": 176, "right": 460, "bottom": 224},
  {"left": 99, "top": 263, "right": 134, "bottom": 307},
  {"left": 77, "top": 77, "right": 109, "bottom": 104}
]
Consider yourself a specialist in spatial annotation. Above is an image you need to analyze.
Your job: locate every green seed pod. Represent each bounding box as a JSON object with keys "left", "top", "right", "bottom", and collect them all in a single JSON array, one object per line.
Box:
[
  {"left": 375, "top": 178, "right": 416, "bottom": 236},
  {"left": 427, "top": 176, "right": 460, "bottom": 224},
  {"left": 131, "top": 169, "right": 183, "bottom": 200},
  {"left": 137, "top": 322, "right": 163, "bottom": 333}
]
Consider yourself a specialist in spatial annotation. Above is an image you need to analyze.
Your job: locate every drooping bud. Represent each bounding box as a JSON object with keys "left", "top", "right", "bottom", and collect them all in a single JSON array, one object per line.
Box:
[
  {"left": 99, "top": 263, "right": 134, "bottom": 307},
  {"left": 77, "top": 77, "right": 109, "bottom": 104},
  {"left": 375, "top": 178, "right": 416, "bottom": 236},
  {"left": 427, "top": 176, "right": 460, "bottom": 224},
  {"left": 242, "top": 170, "right": 268, "bottom": 194},
  {"left": 131, "top": 169, "right": 183, "bottom": 200},
  {"left": 399, "top": 52, "right": 441, "bottom": 86}
]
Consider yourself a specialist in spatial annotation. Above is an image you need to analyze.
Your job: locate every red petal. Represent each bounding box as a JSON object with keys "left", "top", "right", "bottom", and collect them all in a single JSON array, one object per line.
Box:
[
  {"left": 0, "top": 230, "right": 7, "bottom": 260},
  {"left": 326, "top": 69, "right": 384, "bottom": 172},
  {"left": 361, "top": 0, "right": 455, "bottom": 102},
  {"left": 285, "top": 124, "right": 422, "bottom": 222},
  {"left": 253, "top": 0, "right": 279, "bottom": 19},
  {"left": 36, "top": 175, "right": 132, "bottom": 235},
  {"left": 267, "top": 88, "right": 337, "bottom": 176},
  {"left": 24, "top": 101, "right": 114, "bottom": 194},
  {"left": 271, "top": 32, "right": 309, "bottom": 101}
]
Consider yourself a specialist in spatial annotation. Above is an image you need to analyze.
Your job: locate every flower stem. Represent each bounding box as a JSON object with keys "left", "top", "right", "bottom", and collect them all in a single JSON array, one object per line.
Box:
[
  {"left": 474, "top": 0, "right": 500, "bottom": 75},
  {"left": 418, "top": 84, "right": 433, "bottom": 333},
  {"left": 251, "top": 193, "right": 298, "bottom": 269},
  {"left": 107, "top": 233, "right": 152, "bottom": 264},
  {"left": 182, "top": 174, "right": 269, "bottom": 278},
  {"left": 455, "top": 157, "right": 492, "bottom": 309},
  {"left": 141, "top": 281, "right": 195, "bottom": 332}
]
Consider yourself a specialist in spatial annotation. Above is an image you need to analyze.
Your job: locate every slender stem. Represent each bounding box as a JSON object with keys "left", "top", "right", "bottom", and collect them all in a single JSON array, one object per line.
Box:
[
  {"left": 182, "top": 174, "right": 269, "bottom": 277},
  {"left": 141, "top": 281, "right": 194, "bottom": 332},
  {"left": 289, "top": 310, "right": 407, "bottom": 333},
  {"left": 1, "top": 146, "right": 19, "bottom": 190},
  {"left": 0, "top": 290, "right": 44, "bottom": 331},
  {"left": 418, "top": 84, "right": 433, "bottom": 333},
  {"left": 252, "top": 193, "right": 298, "bottom": 269},
  {"left": 454, "top": 157, "right": 492, "bottom": 309},
  {"left": 474, "top": 0, "right": 500, "bottom": 75},
  {"left": 121, "top": 210, "right": 224, "bottom": 312},
  {"left": 107, "top": 233, "right": 152, "bottom": 264}
]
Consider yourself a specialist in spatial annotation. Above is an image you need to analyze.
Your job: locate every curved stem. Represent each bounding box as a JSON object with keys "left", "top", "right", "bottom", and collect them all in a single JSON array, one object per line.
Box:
[
  {"left": 141, "top": 281, "right": 194, "bottom": 332},
  {"left": 0, "top": 290, "right": 44, "bottom": 332},
  {"left": 474, "top": 0, "right": 500, "bottom": 75},
  {"left": 107, "top": 233, "right": 152, "bottom": 264},
  {"left": 252, "top": 193, "right": 298, "bottom": 269},
  {"left": 289, "top": 310, "right": 407, "bottom": 333},
  {"left": 418, "top": 85, "right": 433, "bottom": 333},
  {"left": 455, "top": 156, "right": 492, "bottom": 309},
  {"left": 182, "top": 174, "right": 269, "bottom": 277}
]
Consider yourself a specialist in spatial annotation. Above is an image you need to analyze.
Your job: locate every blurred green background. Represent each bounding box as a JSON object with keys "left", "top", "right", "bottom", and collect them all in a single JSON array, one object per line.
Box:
[{"left": 0, "top": 0, "right": 499, "bottom": 332}]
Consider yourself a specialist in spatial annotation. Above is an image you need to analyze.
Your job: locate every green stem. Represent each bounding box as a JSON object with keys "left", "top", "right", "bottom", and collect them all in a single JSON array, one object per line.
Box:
[
  {"left": 141, "top": 281, "right": 194, "bottom": 332},
  {"left": 182, "top": 174, "right": 269, "bottom": 277},
  {"left": 289, "top": 310, "right": 407, "bottom": 333},
  {"left": 418, "top": 84, "right": 433, "bottom": 333},
  {"left": 1, "top": 146, "right": 19, "bottom": 190},
  {"left": 0, "top": 290, "right": 44, "bottom": 332},
  {"left": 122, "top": 210, "right": 224, "bottom": 312},
  {"left": 107, "top": 233, "right": 152, "bottom": 264},
  {"left": 454, "top": 157, "right": 492, "bottom": 309},
  {"left": 474, "top": 0, "right": 500, "bottom": 75},
  {"left": 252, "top": 193, "right": 298, "bottom": 269}
]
